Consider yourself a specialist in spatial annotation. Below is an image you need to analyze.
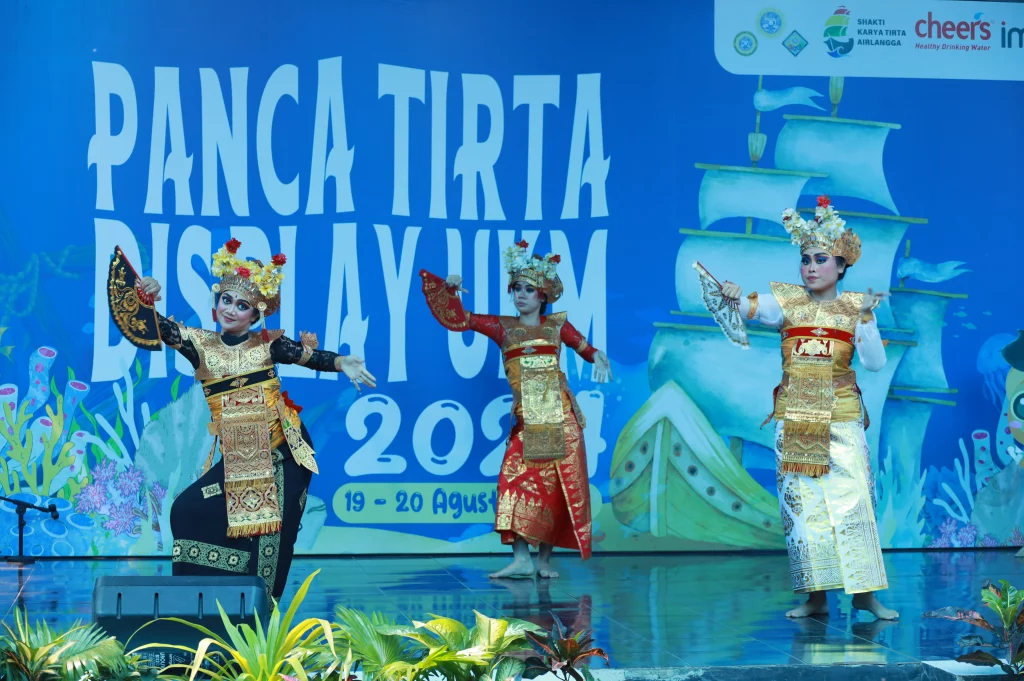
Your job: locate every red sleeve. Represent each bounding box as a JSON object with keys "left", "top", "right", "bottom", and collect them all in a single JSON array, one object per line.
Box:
[
  {"left": 561, "top": 320, "right": 598, "bottom": 362},
  {"left": 420, "top": 269, "right": 504, "bottom": 344},
  {"left": 468, "top": 314, "right": 505, "bottom": 344}
]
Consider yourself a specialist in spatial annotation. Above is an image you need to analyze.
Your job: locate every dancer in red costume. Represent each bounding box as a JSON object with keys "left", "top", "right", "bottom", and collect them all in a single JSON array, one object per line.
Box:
[{"left": 420, "top": 241, "right": 611, "bottom": 579}]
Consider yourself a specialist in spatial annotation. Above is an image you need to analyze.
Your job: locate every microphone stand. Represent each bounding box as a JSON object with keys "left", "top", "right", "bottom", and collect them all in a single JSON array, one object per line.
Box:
[{"left": 0, "top": 495, "right": 59, "bottom": 565}]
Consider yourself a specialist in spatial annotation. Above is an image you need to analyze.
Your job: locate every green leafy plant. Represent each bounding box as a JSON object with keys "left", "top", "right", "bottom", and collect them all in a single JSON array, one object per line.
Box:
[
  {"left": 520, "top": 612, "right": 608, "bottom": 681},
  {"left": 924, "top": 579, "right": 1024, "bottom": 675},
  {"left": 373, "top": 610, "right": 540, "bottom": 681},
  {"left": 0, "top": 607, "right": 128, "bottom": 681},
  {"left": 130, "top": 568, "right": 345, "bottom": 681},
  {"left": 332, "top": 607, "right": 413, "bottom": 680}
]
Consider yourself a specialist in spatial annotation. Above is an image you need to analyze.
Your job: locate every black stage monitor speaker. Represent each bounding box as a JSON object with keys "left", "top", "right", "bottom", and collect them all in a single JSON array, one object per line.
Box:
[{"left": 92, "top": 576, "right": 270, "bottom": 670}]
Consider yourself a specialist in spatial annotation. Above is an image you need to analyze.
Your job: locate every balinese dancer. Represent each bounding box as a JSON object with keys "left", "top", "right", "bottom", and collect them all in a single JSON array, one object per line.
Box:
[
  {"left": 419, "top": 241, "right": 611, "bottom": 579},
  {"left": 106, "top": 238, "right": 375, "bottom": 601},
  {"left": 693, "top": 196, "right": 897, "bottom": 620}
]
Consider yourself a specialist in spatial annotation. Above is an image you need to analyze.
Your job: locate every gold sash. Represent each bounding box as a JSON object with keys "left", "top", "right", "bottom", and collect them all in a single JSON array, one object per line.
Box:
[
  {"left": 203, "top": 369, "right": 319, "bottom": 538},
  {"left": 519, "top": 354, "right": 567, "bottom": 463},
  {"left": 780, "top": 339, "right": 835, "bottom": 477},
  {"left": 770, "top": 282, "right": 865, "bottom": 478},
  {"left": 214, "top": 382, "right": 282, "bottom": 538}
]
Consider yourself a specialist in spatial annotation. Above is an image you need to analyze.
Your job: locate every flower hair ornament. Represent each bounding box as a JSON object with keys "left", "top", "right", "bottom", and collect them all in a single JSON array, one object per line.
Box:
[
  {"left": 503, "top": 240, "right": 564, "bottom": 305},
  {"left": 781, "top": 195, "right": 861, "bottom": 267},
  {"left": 210, "top": 237, "right": 287, "bottom": 340}
]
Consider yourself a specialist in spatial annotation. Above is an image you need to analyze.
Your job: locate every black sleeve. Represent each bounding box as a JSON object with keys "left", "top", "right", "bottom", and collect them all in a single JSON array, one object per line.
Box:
[
  {"left": 270, "top": 336, "right": 343, "bottom": 373},
  {"left": 158, "top": 314, "right": 199, "bottom": 369}
]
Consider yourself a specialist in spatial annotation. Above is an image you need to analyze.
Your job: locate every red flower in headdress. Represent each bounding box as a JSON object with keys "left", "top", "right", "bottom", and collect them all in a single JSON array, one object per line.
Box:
[
  {"left": 516, "top": 240, "right": 529, "bottom": 249},
  {"left": 235, "top": 266, "right": 251, "bottom": 278},
  {"left": 225, "top": 238, "right": 242, "bottom": 254},
  {"left": 550, "top": 254, "right": 561, "bottom": 264},
  {"left": 272, "top": 253, "right": 287, "bottom": 266},
  {"left": 816, "top": 195, "right": 831, "bottom": 208}
]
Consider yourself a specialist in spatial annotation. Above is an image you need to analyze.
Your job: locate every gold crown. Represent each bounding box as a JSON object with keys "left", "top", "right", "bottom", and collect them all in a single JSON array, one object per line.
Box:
[
  {"left": 504, "top": 241, "right": 564, "bottom": 304},
  {"left": 782, "top": 196, "right": 861, "bottom": 267},
  {"left": 211, "top": 238, "right": 286, "bottom": 317}
]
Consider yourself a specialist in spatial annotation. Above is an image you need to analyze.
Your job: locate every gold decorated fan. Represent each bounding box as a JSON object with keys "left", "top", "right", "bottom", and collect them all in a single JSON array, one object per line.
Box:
[
  {"left": 107, "top": 247, "right": 162, "bottom": 350},
  {"left": 692, "top": 261, "right": 749, "bottom": 349}
]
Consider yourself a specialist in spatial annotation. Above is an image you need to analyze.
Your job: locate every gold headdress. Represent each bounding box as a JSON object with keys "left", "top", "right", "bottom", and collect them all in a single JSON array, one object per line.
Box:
[
  {"left": 503, "top": 240, "right": 564, "bottom": 304},
  {"left": 210, "top": 238, "right": 286, "bottom": 336},
  {"left": 781, "top": 196, "right": 861, "bottom": 267}
]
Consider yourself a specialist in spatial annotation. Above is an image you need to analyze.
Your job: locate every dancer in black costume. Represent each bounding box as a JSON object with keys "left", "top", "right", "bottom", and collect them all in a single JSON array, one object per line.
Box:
[{"left": 108, "top": 238, "right": 374, "bottom": 600}]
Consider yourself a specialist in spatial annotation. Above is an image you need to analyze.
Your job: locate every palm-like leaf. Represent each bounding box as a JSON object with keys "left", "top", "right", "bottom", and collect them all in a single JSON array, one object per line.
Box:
[
  {"left": 0, "top": 609, "right": 128, "bottom": 681},
  {"left": 131, "top": 569, "right": 334, "bottom": 681},
  {"left": 335, "top": 607, "right": 416, "bottom": 680}
]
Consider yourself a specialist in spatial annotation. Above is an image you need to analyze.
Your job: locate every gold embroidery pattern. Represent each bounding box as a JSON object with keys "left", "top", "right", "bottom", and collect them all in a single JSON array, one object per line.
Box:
[
  {"left": 107, "top": 249, "right": 161, "bottom": 350},
  {"left": 775, "top": 421, "right": 887, "bottom": 595},
  {"left": 182, "top": 327, "right": 317, "bottom": 536},
  {"left": 496, "top": 415, "right": 592, "bottom": 557},
  {"left": 421, "top": 273, "right": 471, "bottom": 330},
  {"left": 218, "top": 386, "right": 282, "bottom": 538},
  {"left": 279, "top": 401, "right": 318, "bottom": 474},
  {"left": 185, "top": 328, "right": 274, "bottom": 382},
  {"left": 771, "top": 282, "right": 867, "bottom": 476},
  {"left": 257, "top": 463, "right": 285, "bottom": 604},
  {"left": 555, "top": 411, "right": 592, "bottom": 558},
  {"left": 490, "top": 312, "right": 592, "bottom": 558},
  {"left": 201, "top": 483, "right": 222, "bottom": 499},
  {"left": 172, "top": 539, "right": 250, "bottom": 573},
  {"left": 501, "top": 314, "right": 568, "bottom": 463}
]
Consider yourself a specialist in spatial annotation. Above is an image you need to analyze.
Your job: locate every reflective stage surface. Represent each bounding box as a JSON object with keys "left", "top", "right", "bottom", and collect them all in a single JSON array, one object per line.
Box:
[{"left": 2, "top": 550, "right": 1020, "bottom": 678}]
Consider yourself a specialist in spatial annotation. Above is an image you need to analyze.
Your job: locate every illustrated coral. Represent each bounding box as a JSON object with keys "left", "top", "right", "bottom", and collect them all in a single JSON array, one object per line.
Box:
[
  {"left": 929, "top": 518, "right": 980, "bottom": 549},
  {"left": 0, "top": 347, "right": 89, "bottom": 497},
  {"left": 129, "top": 382, "right": 215, "bottom": 554},
  {"left": 877, "top": 445, "right": 926, "bottom": 547},
  {"left": 931, "top": 438, "right": 976, "bottom": 527}
]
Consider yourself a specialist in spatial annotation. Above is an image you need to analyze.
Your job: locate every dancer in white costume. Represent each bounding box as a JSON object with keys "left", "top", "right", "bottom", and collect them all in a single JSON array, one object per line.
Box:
[{"left": 694, "top": 196, "right": 898, "bottom": 620}]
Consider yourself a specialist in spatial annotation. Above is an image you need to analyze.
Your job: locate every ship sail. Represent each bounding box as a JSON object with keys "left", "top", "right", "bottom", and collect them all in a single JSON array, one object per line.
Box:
[
  {"left": 889, "top": 290, "right": 955, "bottom": 391},
  {"left": 774, "top": 115, "right": 901, "bottom": 214},
  {"left": 695, "top": 164, "right": 824, "bottom": 229}
]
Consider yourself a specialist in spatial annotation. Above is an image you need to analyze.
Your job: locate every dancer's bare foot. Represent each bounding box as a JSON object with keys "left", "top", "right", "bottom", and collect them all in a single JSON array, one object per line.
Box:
[
  {"left": 536, "top": 543, "right": 559, "bottom": 579},
  {"left": 786, "top": 592, "right": 829, "bottom": 618},
  {"left": 537, "top": 563, "right": 560, "bottom": 579},
  {"left": 852, "top": 593, "right": 899, "bottom": 620},
  {"left": 489, "top": 558, "right": 535, "bottom": 579}
]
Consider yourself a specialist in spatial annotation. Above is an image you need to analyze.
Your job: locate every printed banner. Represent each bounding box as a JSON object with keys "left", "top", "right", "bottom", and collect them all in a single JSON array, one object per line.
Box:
[
  {"left": 715, "top": 0, "right": 1024, "bottom": 81},
  {"left": 0, "top": 0, "right": 1021, "bottom": 558}
]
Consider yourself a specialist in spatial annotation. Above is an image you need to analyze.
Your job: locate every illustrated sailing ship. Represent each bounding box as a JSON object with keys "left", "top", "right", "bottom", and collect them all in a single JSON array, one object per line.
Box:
[{"left": 610, "top": 76, "right": 964, "bottom": 549}]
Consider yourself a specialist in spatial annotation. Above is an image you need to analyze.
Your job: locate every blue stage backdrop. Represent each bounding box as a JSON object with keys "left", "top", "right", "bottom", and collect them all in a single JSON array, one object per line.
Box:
[{"left": 0, "top": 0, "right": 1021, "bottom": 557}]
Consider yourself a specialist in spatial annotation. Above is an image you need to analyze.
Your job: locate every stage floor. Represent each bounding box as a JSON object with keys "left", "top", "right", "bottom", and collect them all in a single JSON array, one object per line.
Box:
[{"left": 2, "top": 550, "right": 1020, "bottom": 677}]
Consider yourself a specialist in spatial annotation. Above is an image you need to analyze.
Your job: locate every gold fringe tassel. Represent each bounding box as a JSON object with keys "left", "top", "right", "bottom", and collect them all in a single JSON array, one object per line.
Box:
[
  {"left": 226, "top": 520, "right": 282, "bottom": 539},
  {"left": 781, "top": 419, "right": 831, "bottom": 478},
  {"left": 779, "top": 462, "right": 831, "bottom": 477}
]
